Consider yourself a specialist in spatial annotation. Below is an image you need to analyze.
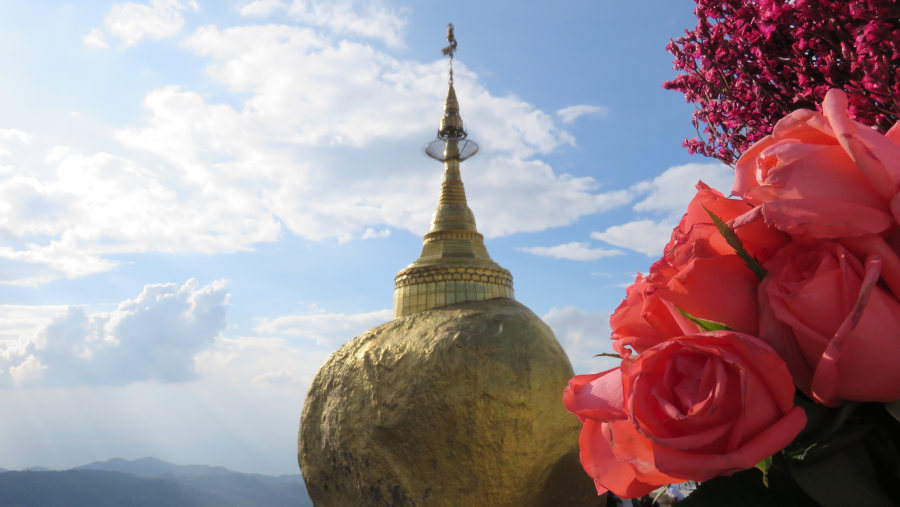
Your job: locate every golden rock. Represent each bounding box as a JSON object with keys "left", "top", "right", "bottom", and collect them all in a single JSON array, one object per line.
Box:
[
  {"left": 299, "top": 28, "right": 603, "bottom": 506},
  {"left": 298, "top": 298, "right": 600, "bottom": 506}
]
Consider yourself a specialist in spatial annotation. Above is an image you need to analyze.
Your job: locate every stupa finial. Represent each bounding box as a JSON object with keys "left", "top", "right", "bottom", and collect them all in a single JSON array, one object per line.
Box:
[
  {"left": 426, "top": 23, "right": 476, "bottom": 161},
  {"left": 392, "top": 23, "right": 512, "bottom": 319},
  {"left": 434, "top": 23, "right": 468, "bottom": 146},
  {"left": 441, "top": 23, "right": 457, "bottom": 84}
]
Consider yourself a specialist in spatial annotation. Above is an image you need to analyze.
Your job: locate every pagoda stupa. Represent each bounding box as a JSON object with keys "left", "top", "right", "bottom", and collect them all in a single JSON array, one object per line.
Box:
[
  {"left": 393, "top": 26, "right": 513, "bottom": 317},
  {"left": 298, "top": 25, "right": 598, "bottom": 507}
]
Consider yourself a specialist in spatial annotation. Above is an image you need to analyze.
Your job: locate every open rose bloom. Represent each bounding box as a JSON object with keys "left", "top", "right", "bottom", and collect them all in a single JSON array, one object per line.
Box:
[{"left": 566, "top": 90, "right": 900, "bottom": 499}]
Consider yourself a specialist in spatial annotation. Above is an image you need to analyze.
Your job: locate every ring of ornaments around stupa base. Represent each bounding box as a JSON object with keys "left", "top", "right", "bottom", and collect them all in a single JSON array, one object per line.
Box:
[{"left": 298, "top": 24, "right": 599, "bottom": 506}]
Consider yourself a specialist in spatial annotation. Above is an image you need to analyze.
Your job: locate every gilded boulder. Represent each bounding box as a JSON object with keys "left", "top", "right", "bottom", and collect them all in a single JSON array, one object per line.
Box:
[{"left": 298, "top": 298, "right": 600, "bottom": 506}]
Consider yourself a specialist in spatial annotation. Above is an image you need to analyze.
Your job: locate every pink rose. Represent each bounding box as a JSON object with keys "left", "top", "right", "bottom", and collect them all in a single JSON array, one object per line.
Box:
[
  {"left": 563, "top": 368, "right": 682, "bottom": 498},
  {"left": 666, "top": 182, "right": 788, "bottom": 264},
  {"left": 759, "top": 240, "right": 900, "bottom": 405},
  {"left": 650, "top": 184, "right": 789, "bottom": 336},
  {"left": 610, "top": 183, "right": 778, "bottom": 356},
  {"left": 608, "top": 274, "right": 692, "bottom": 357},
  {"left": 565, "top": 332, "right": 807, "bottom": 498},
  {"left": 732, "top": 89, "right": 900, "bottom": 239},
  {"left": 650, "top": 253, "right": 760, "bottom": 334}
]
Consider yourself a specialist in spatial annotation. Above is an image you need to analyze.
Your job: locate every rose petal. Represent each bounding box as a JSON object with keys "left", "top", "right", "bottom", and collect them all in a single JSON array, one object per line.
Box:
[
  {"left": 563, "top": 368, "right": 627, "bottom": 421},
  {"left": 734, "top": 135, "right": 775, "bottom": 199},
  {"left": 886, "top": 122, "right": 900, "bottom": 145},
  {"left": 770, "top": 108, "right": 836, "bottom": 145},
  {"left": 810, "top": 256, "right": 881, "bottom": 406},
  {"left": 841, "top": 234, "right": 900, "bottom": 300},
  {"left": 658, "top": 255, "right": 761, "bottom": 335},
  {"left": 824, "top": 89, "right": 900, "bottom": 198},
  {"left": 746, "top": 141, "right": 887, "bottom": 209},
  {"left": 650, "top": 406, "right": 807, "bottom": 481},
  {"left": 578, "top": 419, "right": 674, "bottom": 499},
  {"left": 759, "top": 198, "right": 892, "bottom": 238}
]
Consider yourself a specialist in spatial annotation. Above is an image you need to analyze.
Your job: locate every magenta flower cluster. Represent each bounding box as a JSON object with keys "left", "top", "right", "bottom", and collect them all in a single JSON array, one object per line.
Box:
[{"left": 664, "top": 0, "right": 900, "bottom": 164}]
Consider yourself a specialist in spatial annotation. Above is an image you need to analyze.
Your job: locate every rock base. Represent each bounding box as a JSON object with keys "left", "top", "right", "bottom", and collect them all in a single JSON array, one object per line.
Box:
[{"left": 298, "top": 298, "right": 601, "bottom": 506}]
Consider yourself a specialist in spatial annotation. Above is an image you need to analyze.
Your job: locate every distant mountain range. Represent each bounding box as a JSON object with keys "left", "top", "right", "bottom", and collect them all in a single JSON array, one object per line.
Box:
[{"left": 0, "top": 457, "right": 313, "bottom": 507}]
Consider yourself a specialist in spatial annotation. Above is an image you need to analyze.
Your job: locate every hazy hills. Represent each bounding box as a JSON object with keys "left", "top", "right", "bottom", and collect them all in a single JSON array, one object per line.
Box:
[{"left": 0, "top": 457, "right": 313, "bottom": 507}]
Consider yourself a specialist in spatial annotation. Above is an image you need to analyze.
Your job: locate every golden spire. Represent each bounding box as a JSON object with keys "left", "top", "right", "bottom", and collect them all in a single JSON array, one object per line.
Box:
[{"left": 393, "top": 24, "right": 513, "bottom": 319}]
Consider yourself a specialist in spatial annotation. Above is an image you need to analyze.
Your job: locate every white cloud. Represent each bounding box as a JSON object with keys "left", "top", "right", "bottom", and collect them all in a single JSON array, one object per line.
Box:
[
  {"left": 120, "top": 25, "right": 603, "bottom": 236},
  {"left": 591, "top": 219, "right": 675, "bottom": 257},
  {"left": 631, "top": 162, "right": 733, "bottom": 215},
  {"left": 0, "top": 355, "right": 321, "bottom": 474},
  {"left": 0, "top": 129, "right": 30, "bottom": 156},
  {"left": 542, "top": 306, "right": 619, "bottom": 375},
  {"left": 0, "top": 129, "right": 30, "bottom": 144},
  {"left": 286, "top": 0, "right": 408, "bottom": 48},
  {"left": 519, "top": 241, "right": 623, "bottom": 261},
  {"left": 556, "top": 104, "right": 610, "bottom": 124},
  {"left": 1, "top": 22, "right": 628, "bottom": 284},
  {"left": 8, "top": 355, "right": 47, "bottom": 384},
  {"left": 251, "top": 369, "right": 298, "bottom": 385},
  {"left": 578, "top": 162, "right": 734, "bottom": 257},
  {"left": 82, "top": 28, "right": 110, "bottom": 49},
  {"left": 194, "top": 334, "right": 331, "bottom": 391},
  {"left": 0, "top": 137, "right": 282, "bottom": 284},
  {"left": 0, "top": 305, "right": 68, "bottom": 342},
  {"left": 104, "top": 0, "right": 194, "bottom": 47},
  {"left": 361, "top": 227, "right": 390, "bottom": 239},
  {"left": 255, "top": 308, "right": 391, "bottom": 347},
  {"left": 466, "top": 157, "right": 633, "bottom": 237},
  {"left": 0, "top": 279, "right": 228, "bottom": 386},
  {"left": 239, "top": 0, "right": 287, "bottom": 17}
]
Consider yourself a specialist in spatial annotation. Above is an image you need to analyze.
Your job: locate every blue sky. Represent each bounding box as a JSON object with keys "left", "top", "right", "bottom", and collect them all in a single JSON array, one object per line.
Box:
[{"left": 0, "top": 0, "right": 735, "bottom": 475}]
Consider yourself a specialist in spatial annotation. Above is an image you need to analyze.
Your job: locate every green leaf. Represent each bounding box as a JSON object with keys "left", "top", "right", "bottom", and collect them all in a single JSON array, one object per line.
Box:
[
  {"left": 592, "top": 352, "right": 622, "bottom": 359},
  {"left": 676, "top": 467, "right": 818, "bottom": 507},
  {"left": 676, "top": 306, "right": 732, "bottom": 332},
  {"left": 702, "top": 204, "right": 767, "bottom": 280},
  {"left": 755, "top": 456, "right": 773, "bottom": 488},
  {"left": 788, "top": 441, "right": 894, "bottom": 507}
]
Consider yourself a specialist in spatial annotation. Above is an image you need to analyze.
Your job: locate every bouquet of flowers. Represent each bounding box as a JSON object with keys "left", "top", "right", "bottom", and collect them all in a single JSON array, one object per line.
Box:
[{"left": 564, "top": 89, "right": 900, "bottom": 506}]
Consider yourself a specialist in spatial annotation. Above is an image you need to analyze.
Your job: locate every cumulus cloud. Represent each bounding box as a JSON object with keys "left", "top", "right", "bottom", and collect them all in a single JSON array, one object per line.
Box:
[
  {"left": 2, "top": 20, "right": 629, "bottom": 285},
  {"left": 194, "top": 334, "right": 331, "bottom": 390},
  {"left": 542, "top": 306, "right": 619, "bottom": 374},
  {"left": 0, "top": 305, "right": 68, "bottom": 342},
  {"left": 465, "top": 157, "right": 633, "bottom": 237},
  {"left": 104, "top": 0, "right": 197, "bottom": 47},
  {"left": 586, "top": 162, "right": 734, "bottom": 257},
  {"left": 591, "top": 220, "right": 675, "bottom": 257},
  {"left": 285, "top": 0, "right": 408, "bottom": 47},
  {"left": 630, "top": 162, "right": 733, "bottom": 215},
  {"left": 0, "top": 136, "right": 282, "bottom": 284},
  {"left": 0, "top": 279, "right": 228, "bottom": 386},
  {"left": 361, "top": 227, "right": 391, "bottom": 239},
  {"left": 82, "top": 28, "right": 110, "bottom": 49},
  {"left": 239, "top": 0, "right": 287, "bottom": 17},
  {"left": 251, "top": 369, "right": 298, "bottom": 385},
  {"left": 115, "top": 24, "right": 606, "bottom": 238},
  {"left": 518, "top": 241, "right": 623, "bottom": 261},
  {"left": 255, "top": 308, "right": 392, "bottom": 347},
  {"left": 0, "top": 129, "right": 30, "bottom": 156},
  {"left": 556, "top": 104, "right": 610, "bottom": 124},
  {"left": 0, "top": 129, "right": 29, "bottom": 144}
]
